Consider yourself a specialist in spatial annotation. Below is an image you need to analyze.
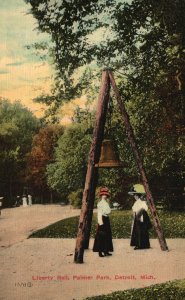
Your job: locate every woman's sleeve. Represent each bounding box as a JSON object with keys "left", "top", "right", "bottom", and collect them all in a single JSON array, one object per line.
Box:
[
  {"left": 143, "top": 201, "right": 148, "bottom": 211},
  {"left": 97, "top": 207, "right": 103, "bottom": 225},
  {"left": 132, "top": 202, "right": 137, "bottom": 212}
]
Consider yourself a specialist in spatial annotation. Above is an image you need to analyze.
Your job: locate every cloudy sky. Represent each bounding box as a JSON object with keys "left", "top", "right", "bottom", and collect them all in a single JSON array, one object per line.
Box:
[{"left": 0, "top": 0, "right": 53, "bottom": 116}]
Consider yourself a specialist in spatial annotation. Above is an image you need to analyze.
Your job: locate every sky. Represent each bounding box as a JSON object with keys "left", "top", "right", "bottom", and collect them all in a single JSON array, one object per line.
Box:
[{"left": 0, "top": 0, "right": 53, "bottom": 117}]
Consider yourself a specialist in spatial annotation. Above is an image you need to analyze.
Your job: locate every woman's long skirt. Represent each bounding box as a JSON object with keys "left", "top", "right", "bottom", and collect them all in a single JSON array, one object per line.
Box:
[
  {"left": 130, "top": 212, "right": 151, "bottom": 249},
  {"left": 93, "top": 216, "right": 113, "bottom": 253}
]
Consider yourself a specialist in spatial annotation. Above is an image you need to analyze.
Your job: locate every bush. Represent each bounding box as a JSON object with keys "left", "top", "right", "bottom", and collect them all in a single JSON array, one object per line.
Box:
[
  {"left": 68, "top": 189, "right": 83, "bottom": 208},
  {"left": 85, "top": 279, "right": 185, "bottom": 299}
]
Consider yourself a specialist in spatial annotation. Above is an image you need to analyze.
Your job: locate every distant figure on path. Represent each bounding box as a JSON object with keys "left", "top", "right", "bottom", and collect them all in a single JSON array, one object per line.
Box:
[
  {"left": 14, "top": 196, "right": 21, "bottom": 207},
  {"left": 129, "top": 184, "right": 152, "bottom": 250},
  {"left": 0, "top": 197, "right": 3, "bottom": 215},
  {"left": 93, "top": 187, "right": 113, "bottom": 257},
  {"left": 28, "top": 194, "right": 32, "bottom": 206},
  {"left": 22, "top": 195, "right": 28, "bottom": 207}
]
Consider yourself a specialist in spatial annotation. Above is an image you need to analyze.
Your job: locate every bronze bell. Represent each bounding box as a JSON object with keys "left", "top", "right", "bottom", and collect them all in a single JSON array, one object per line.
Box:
[{"left": 95, "top": 139, "right": 126, "bottom": 168}]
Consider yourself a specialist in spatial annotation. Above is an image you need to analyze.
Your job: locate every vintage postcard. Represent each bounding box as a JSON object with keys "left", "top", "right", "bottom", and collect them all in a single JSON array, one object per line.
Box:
[{"left": 0, "top": 1, "right": 185, "bottom": 299}]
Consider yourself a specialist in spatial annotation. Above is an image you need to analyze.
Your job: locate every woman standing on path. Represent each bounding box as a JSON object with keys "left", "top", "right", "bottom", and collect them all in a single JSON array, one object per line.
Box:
[
  {"left": 93, "top": 187, "right": 113, "bottom": 257},
  {"left": 129, "top": 184, "right": 152, "bottom": 250}
]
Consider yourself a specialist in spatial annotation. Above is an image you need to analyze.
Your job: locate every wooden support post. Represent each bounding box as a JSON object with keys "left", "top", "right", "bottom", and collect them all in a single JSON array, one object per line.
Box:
[
  {"left": 108, "top": 71, "right": 168, "bottom": 251},
  {"left": 83, "top": 170, "right": 99, "bottom": 249},
  {"left": 74, "top": 71, "right": 110, "bottom": 263}
]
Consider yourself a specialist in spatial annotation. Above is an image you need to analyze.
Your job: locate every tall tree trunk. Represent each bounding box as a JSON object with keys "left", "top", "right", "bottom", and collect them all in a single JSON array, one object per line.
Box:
[
  {"left": 50, "top": 190, "right": 53, "bottom": 203},
  {"left": 74, "top": 71, "right": 110, "bottom": 263},
  {"left": 9, "top": 175, "right": 13, "bottom": 206},
  {"left": 109, "top": 71, "right": 168, "bottom": 251}
]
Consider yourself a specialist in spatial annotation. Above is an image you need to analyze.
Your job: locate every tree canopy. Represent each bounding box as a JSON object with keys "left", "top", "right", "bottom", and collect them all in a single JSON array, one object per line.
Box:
[
  {"left": 25, "top": 0, "right": 185, "bottom": 100},
  {"left": 25, "top": 124, "right": 64, "bottom": 201},
  {"left": 0, "top": 99, "right": 40, "bottom": 205},
  {"left": 47, "top": 123, "right": 92, "bottom": 198}
]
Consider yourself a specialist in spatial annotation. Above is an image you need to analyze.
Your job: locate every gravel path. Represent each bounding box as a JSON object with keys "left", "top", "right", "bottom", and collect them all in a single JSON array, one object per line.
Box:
[
  {"left": 0, "top": 205, "right": 80, "bottom": 248},
  {"left": 0, "top": 205, "right": 185, "bottom": 300}
]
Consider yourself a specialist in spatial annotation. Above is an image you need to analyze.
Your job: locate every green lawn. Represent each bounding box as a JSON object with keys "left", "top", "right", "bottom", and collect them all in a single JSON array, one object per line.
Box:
[
  {"left": 29, "top": 210, "right": 185, "bottom": 238},
  {"left": 85, "top": 279, "right": 185, "bottom": 300}
]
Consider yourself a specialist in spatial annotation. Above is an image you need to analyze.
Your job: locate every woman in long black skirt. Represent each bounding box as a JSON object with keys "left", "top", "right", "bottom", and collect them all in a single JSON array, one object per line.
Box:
[
  {"left": 93, "top": 187, "right": 113, "bottom": 257},
  {"left": 129, "top": 184, "right": 152, "bottom": 250}
]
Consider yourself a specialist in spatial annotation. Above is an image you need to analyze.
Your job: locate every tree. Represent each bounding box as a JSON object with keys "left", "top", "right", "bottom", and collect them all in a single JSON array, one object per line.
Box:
[
  {"left": 25, "top": 0, "right": 185, "bottom": 95},
  {"left": 47, "top": 123, "right": 93, "bottom": 200},
  {"left": 46, "top": 106, "right": 133, "bottom": 208},
  {"left": 25, "top": 124, "right": 64, "bottom": 202},
  {"left": 0, "top": 98, "right": 40, "bottom": 206},
  {"left": 25, "top": 0, "right": 115, "bottom": 104}
]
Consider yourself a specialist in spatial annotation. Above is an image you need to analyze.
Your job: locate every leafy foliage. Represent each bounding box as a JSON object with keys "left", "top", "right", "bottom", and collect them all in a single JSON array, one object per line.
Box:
[
  {"left": 46, "top": 112, "right": 134, "bottom": 208},
  {"left": 25, "top": 124, "right": 64, "bottom": 201},
  {"left": 25, "top": 0, "right": 185, "bottom": 206},
  {"left": 0, "top": 99, "right": 40, "bottom": 205},
  {"left": 47, "top": 123, "right": 92, "bottom": 199},
  {"left": 85, "top": 279, "right": 185, "bottom": 300},
  {"left": 25, "top": 0, "right": 185, "bottom": 98},
  {"left": 67, "top": 189, "right": 83, "bottom": 208}
]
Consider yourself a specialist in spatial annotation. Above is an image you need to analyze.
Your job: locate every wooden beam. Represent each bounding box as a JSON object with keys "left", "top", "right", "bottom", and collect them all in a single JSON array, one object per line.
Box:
[
  {"left": 83, "top": 170, "right": 99, "bottom": 249},
  {"left": 74, "top": 71, "right": 110, "bottom": 263},
  {"left": 108, "top": 70, "right": 168, "bottom": 251}
]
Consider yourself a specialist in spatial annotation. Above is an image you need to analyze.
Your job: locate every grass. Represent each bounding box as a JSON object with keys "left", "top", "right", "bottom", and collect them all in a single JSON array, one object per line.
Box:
[
  {"left": 29, "top": 210, "right": 185, "bottom": 238},
  {"left": 84, "top": 279, "right": 185, "bottom": 299}
]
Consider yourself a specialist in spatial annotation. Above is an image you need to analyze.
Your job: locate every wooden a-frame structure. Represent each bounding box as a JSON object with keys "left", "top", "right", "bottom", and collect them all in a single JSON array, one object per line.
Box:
[{"left": 74, "top": 69, "right": 168, "bottom": 263}]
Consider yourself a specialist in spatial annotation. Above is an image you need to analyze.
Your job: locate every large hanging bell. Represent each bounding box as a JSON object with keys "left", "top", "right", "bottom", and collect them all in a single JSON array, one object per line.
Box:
[{"left": 95, "top": 139, "right": 126, "bottom": 168}]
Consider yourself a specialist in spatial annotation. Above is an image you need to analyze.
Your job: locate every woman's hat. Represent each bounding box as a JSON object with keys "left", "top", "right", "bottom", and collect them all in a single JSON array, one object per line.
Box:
[
  {"left": 128, "top": 184, "right": 146, "bottom": 195},
  {"left": 99, "top": 187, "right": 110, "bottom": 196}
]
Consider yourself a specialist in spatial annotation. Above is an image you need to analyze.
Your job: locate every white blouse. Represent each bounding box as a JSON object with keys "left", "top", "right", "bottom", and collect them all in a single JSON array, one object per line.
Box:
[
  {"left": 132, "top": 199, "right": 148, "bottom": 222},
  {"left": 97, "top": 198, "right": 111, "bottom": 225}
]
